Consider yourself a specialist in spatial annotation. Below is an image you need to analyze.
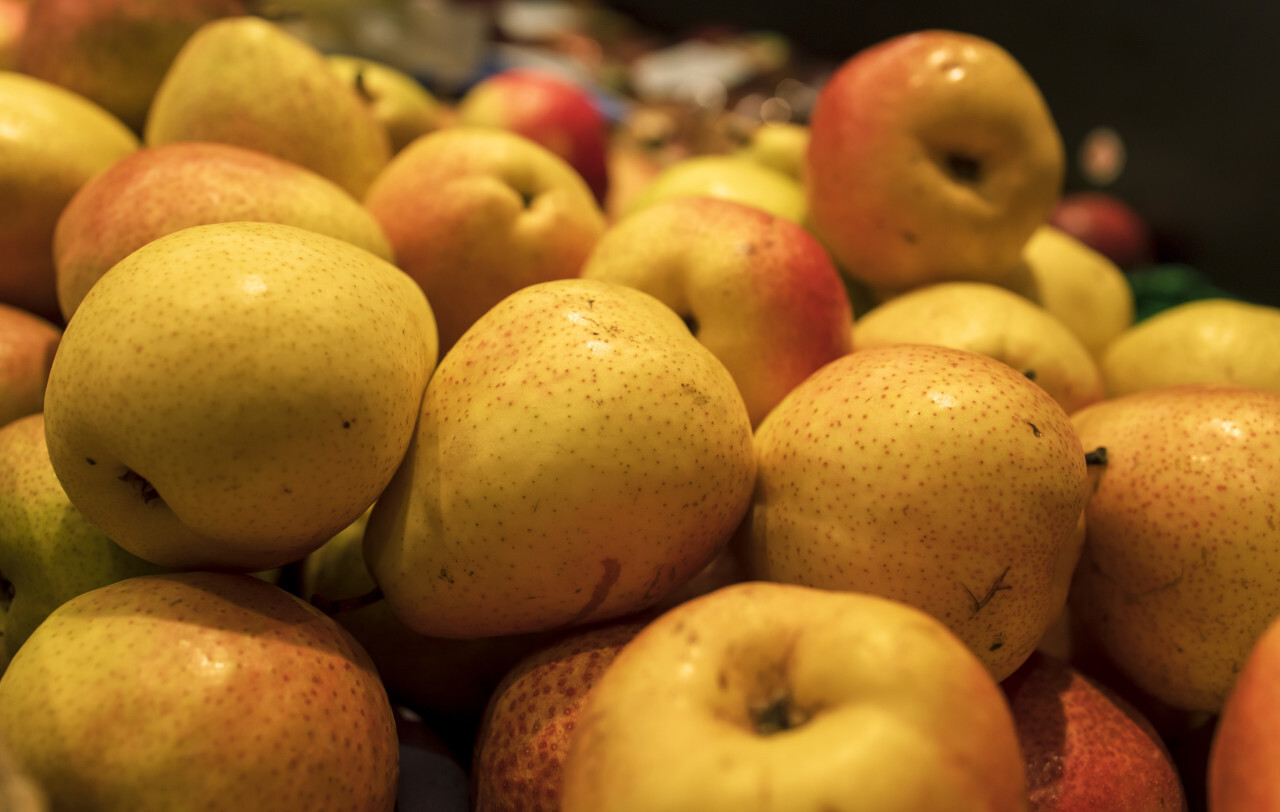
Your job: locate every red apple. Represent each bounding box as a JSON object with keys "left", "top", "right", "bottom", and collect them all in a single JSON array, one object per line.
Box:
[
  {"left": 1003, "top": 650, "right": 1187, "bottom": 812},
  {"left": 455, "top": 68, "right": 611, "bottom": 206},
  {"left": 1208, "top": 611, "right": 1280, "bottom": 811},
  {"left": 1049, "top": 191, "right": 1154, "bottom": 271}
]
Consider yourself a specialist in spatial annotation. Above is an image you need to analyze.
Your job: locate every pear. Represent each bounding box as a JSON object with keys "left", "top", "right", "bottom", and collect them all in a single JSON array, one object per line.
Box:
[
  {"left": 0, "top": 571, "right": 399, "bottom": 811},
  {"left": 364, "top": 277, "right": 757, "bottom": 639},
  {"left": 145, "top": 15, "right": 391, "bottom": 198},
  {"left": 739, "top": 342, "right": 1091, "bottom": 681},
  {"left": 1099, "top": 298, "right": 1280, "bottom": 397},
  {"left": 0, "top": 71, "right": 139, "bottom": 324},
  {"left": 736, "top": 121, "right": 809, "bottom": 183},
  {"left": 16, "top": 0, "right": 248, "bottom": 132},
  {"left": 42, "top": 221, "right": 439, "bottom": 572},
  {"left": 0, "top": 413, "right": 169, "bottom": 671},
  {"left": 53, "top": 141, "right": 396, "bottom": 321},
  {"left": 1069, "top": 383, "right": 1280, "bottom": 712},
  {"left": 0, "top": 303, "right": 60, "bottom": 430},
  {"left": 326, "top": 54, "right": 446, "bottom": 154},
  {"left": 1000, "top": 224, "right": 1135, "bottom": 359},
  {"left": 623, "top": 155, "right": 808, "bottom": 224},
  {"left": 852, "top": 281, "right": 1105, "bottom": 415}
]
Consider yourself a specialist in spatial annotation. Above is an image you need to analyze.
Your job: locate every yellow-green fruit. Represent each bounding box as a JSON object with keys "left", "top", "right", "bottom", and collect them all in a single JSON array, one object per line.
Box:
[
  {"left": 737, "top": 121, "right": 809, "bottom": 182},
  {"left": 1100, "top": 298, "right": 1280, "bottom": 397},
  {"left": 623, "top": 155, "right": 807, "bottom": 224},
  {"left": 853, "top": 281, "right": 1104, "bottom": 415},
  {"left": 365, "top": 277, "right": 757, "bottom": 639},
  {"left": 43, "top": 221, "right": 438, "bottom": 572},
  {"left": 327, "top": 54, "right": 445, "bottom": 154},
  {"left": 0, "top": 71, "right": 139, "bottom": 323}
]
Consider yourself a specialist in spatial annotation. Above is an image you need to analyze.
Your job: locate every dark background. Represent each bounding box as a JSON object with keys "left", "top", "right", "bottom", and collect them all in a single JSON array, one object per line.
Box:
[{"left": 604, "top": 1, "right": 1280, "bottom": 307}]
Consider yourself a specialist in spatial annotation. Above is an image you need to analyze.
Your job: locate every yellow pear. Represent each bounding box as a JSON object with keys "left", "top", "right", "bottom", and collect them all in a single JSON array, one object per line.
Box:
[
  {"left": 145, "top": 15, "right": 391, "bottom": 198},
  {"left": 1070, "top": 384, "right": 1280, "bottom": 712},
  {"left": 736, "top": 121, "right": 809, "bottom": 182},
  {"left": 1000, "top": 224, "right": 1135, "bottom": 359},
  {"left": 622, "top": 154, "right": 808, "bottom": 224},
  {"left": 326, "top": 54, "right": 445, "bottom": 154},
  {"left": 1099, "top": 298, "right": 1280, "bottom": 397},
  {"left": 852, "top": 281, "right": 1104, "bottom": 415},
  {"left": 42, "top": 221, "right": 438, "bottom": 572},
  {"left": 364, "top": 277, "right": 757, "bottom": 639},
  {"left": 739, "top": 343, "right": 1090, "bottom": 681},
  {"left": 0, "top": 71, "right": 139, "bottom": 323}
]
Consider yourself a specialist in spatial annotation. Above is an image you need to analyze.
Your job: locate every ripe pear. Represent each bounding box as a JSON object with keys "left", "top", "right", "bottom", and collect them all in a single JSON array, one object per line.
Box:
[
  {"left": 53, "top": 141, "right": 395, "bottom": 321},
  {"left": 999, "top": 224, "right": 1135, "bottom": 359},
  {"left": 0, "top": 71, "right": 139, "bottom": 323},
  {"left": 0, "top": 413, "right": 169, "bottom": 671},
  {"left": 736, "top": 121, "right": 809, "bottom": 182},
  {"left": 0, "top": 303, "right": 59, "bottom": 430},
  {"left": 740, "top": 343, "right": 1091, "bottom": 680},
  {"left": 623, "top": 155, "right": 808, "bottom": 224},
  {"left": 42, "top": 221, "right": 439, "bottom": 572},
  {"left": 1099, "top": 298, "right": 1280, "bottom": 397},
  {"left": 364, "top": 277, "right": 757, "bottom": 639},
  {"left": 852, "top": 281, "right": 1104, "bottom": 415},
  {"left": 145, "top": 15, "right": 391, "bottom": 198},
  {"left": 327, "top": 54, "right": 445, "bottom": 154},
  {"left": 0, "top": 571, "right": 399, "bottom": 811},
  {"left": 1069, "top": 384, "right": 1280, "bottom": 712},
  {"left": 16, "top": 0, "right": 248, "bottom": 132}
]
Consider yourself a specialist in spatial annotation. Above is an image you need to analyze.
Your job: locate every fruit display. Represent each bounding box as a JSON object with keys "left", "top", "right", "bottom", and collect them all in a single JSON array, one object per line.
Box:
[{"left": 0, "top": 2, "right": 1275, "bottom": 811}]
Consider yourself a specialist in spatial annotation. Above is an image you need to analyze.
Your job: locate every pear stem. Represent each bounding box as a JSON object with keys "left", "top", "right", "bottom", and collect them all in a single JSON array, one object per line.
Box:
[{"left": 1085, "top": 447, "right": 1108, "bottom": 466}]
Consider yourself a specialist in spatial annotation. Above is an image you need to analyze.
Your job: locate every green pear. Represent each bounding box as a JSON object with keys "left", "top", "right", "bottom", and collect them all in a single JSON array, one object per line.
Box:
[
  {"left": 364, "top": 277, "right": 757, "bottom": 639},
  {"left": 326, "top": 54, "right": 446, "bottom": 154},
  {"left": 16, "top": 0, "right": 248, "bottom": 133},
  {"left": 0, "top": 71, "right": 139, "bottom": 324},
  {"left": 0, "top": 571, "right": 399, "bottom": 811},
  {"left": 145, "top": 15, "right": 391, "bottom": 198},
  {"left": 42, "top": 221, "right": 439, "bottom": 572},
  {"left": 0, "top": 413, "right": 169, "bottom": 671},
  {"left": 53, "top": 141, "right": 396, "bottom": 321}
]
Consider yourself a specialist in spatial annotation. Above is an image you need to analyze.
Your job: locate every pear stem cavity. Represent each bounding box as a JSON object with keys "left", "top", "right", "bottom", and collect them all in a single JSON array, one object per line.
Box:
[
  {"left": 751, "top": 692, "right": 807, "bottom": 735},
  {"left": 1085, "top": 447, "right": 1108, "bottom": 466},
  {"left": 118, "top": 469, "right": 161, "bottom": 504}
]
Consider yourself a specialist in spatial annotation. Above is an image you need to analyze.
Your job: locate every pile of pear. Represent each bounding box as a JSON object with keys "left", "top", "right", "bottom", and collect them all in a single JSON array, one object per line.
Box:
[{"left": 0, "top": 6, "right": 1279, "bottom": 812}]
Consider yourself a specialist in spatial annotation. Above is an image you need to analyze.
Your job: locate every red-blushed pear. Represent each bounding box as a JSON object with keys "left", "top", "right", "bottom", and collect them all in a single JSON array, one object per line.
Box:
[
  {"left": 471, "top": 620, "right": 646, "bottom": 812},
  {"left": 1049, "top": 191, "right": 1154, "bottom": 272},
  {"left": 363, "top": 127, "right": 607, "bottom": 355},
  {"left": 1207, "top": 611, "right": 1280, "bottom": 811},
  {"left": 1002, "top": 650, "right": 1187, "bottom": 812},
  {"left": 0, "top": 71, "right": 139, "bottom": 324},
  {"left": 851, "top": 281, "right": 1104, "bottom": 415},
  {"left": 0, "top": 571, "right": 399, "bottom": 811},
  {"left": 363, "top": 278, "right": 757, "bottom": 639},
  {"left": 16, "top": 0, "right": 247, "bottom": 133},
  {"left": 0, "top": 0, "right": 27, "bottom": 70},
  {"left": 580, "top": 196, "right": 854, "bottom": 427},
  {"left": 997, "top": 225, "right": 1134, "bottom": 360},
  {"left": 738, "top": 343, "right": 1090, "bottom": 681},
  {"left": 145, "top": 15, "right": 391, "bottom": 199},
  {"left": 1069, "top": 384, "right": 1280, "bottom": 713},
  {"left": 42, "top": 222, "right": 439, "bottom": 572},
  {"left": 53, "top": 141, "right": 395, "bottom": 321},
  {"left": 805, "top": 29, "right": 1064, "bottom": 297},
  {"left": 0, "top": 303, "right": 59, "bottom": 430},
  {"left": 1098, "top": 299, "right": 1280, "bottom": 398},
  {"left": 455, "top": 68, "right": 610, "bottom": 205},
  {"left": 559, "top": 581, "right": 1030, "bottom": 812},
  {"left": 0, "top": 413, "right": 170, "bottom": 671}
]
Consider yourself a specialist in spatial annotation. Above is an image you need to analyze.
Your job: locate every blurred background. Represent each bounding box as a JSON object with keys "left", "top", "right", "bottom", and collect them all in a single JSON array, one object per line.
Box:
[{"left": 284, "top": 0, "right": 1280, "bottom": 307}]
